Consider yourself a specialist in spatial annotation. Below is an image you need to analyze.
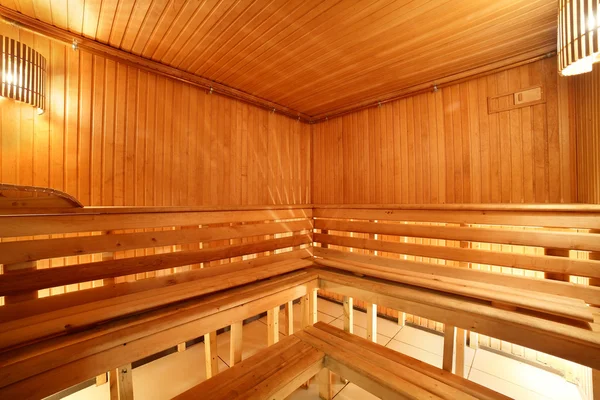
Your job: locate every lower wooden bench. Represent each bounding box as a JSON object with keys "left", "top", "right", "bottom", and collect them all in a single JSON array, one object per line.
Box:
[{"left": 176, "top": 322, "right": 509, "bottom": 400}]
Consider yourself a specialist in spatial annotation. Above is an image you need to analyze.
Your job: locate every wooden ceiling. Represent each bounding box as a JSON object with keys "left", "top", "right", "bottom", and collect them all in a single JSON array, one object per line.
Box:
[{"left": 1, "top": 0, "right": 557, "bottom": 118}]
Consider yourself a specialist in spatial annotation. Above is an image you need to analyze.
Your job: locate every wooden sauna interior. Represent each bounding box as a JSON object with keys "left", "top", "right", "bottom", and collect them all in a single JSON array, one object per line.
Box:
[{"left": 0, "top": 0, "right": 599, "bottom": 399}]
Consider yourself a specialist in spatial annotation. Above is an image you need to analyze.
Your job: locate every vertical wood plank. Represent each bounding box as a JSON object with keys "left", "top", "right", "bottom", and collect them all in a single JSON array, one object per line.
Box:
[
  {"left": 267, "top": 306, "right": 279, "bottom": 345},
  {"left": 204, "top": 331, "right": 218, "bottom": 379},
  {"left": 443, "top": 325, "right": 455, "bottom": 373},
  {"left": 230, "top": 321, "right": 243, "bottom": 366}
]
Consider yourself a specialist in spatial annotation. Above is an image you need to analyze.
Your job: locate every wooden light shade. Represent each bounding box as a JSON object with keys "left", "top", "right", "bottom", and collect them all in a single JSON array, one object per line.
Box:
[
  {"left": 558, "top": 0, "right": 600, "bottom": 76},
  {"left": 1, "top": 35, "right": 47, "bottom": 113}
]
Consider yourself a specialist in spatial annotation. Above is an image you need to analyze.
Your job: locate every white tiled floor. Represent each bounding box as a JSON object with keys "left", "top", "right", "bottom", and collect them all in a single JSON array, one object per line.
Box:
[{"left": 62, "top": 298, "right": 583, "bottom": 400}]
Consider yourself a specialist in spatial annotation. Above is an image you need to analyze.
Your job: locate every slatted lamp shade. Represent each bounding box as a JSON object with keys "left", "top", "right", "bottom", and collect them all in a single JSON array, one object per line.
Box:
[
  {"left": 1, "top": 35, "right": 47, "bottom": 113},
  {"left": 558, "top": 0, "right": 600, "bottom": 76}
]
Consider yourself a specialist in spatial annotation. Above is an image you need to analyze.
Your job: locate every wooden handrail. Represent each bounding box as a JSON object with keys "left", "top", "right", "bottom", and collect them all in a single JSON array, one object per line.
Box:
[{"left": 313, "top": 203, "right": 600, "bottom": 212}]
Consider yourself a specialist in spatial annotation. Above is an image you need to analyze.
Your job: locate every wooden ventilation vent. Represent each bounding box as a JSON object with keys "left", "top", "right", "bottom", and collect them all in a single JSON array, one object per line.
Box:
[
  {"left": 487, "top": 86, "right": 545, "bottom": 114},
  {"left": 0, "top": 35, "right": 47, "bottom": 113},
  {"left": 558, "top": 0, "right": 600, "bottom": 76}
]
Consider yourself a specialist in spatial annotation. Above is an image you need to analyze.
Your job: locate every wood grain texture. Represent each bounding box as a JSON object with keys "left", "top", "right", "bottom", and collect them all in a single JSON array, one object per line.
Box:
[
  {"left": 571, "top": 65, "right": 600, "bottom": 204},
  {"left": 312, "top": 57, "right": 574, "bottom": 204},
  {"left": 0, "top": 24, "right": 311, "bottom": 207},
  {"left": 0, "top": 0, "right": 557, "bottom": 117}
]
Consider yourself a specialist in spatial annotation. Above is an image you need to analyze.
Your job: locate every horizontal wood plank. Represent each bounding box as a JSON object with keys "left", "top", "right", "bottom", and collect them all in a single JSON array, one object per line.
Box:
[
  {"left": 0, "top": 235, "right": 311, "bottom": 295},
  {"left": 314, "top": 247, "right": 600, "bottom": 304},
  {"left": 315, "top": 218, "right": 600, "bottom": 252},
  {"left": 0, "top": 209, "right": 312, "bottom": 237},
  {"left": 314, "top": 233, "right": 600, "bottom": 278},
  {"left": 0, "top": 220, "right": 312, "bottom": 265},
  {"left": 314, "top": 208, "right": 600, "bottom": 229}
]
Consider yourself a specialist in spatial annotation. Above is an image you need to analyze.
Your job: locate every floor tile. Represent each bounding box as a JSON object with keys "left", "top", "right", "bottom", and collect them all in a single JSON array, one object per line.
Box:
[
  {"left": 333, "top": 383, "right": 380, "bottom": 400},
  {"left": 468, "top": 368, "right": 550, "bottom": 400},
  {"left": 386, "top": 339, "right": 444, "bottom": 368},
  {"left": 329, "top": 318, "right": 392, "bottom": 346},
  {"left": 471, "top": 349, "right": 581, "bottom": 400},
  {"left": 133, "top": 341, "right": 228, "bottom": 399},
  {"left": 393, "top": 326, "right": 475, "bottom": 368},
  {"left": 217, "top": 319, "right": 270, "bottom": 365},
  {"left": 318, "top": 297, "right": 344, "bottom": 319},
  {"left": 351, "top": 309, "right": 402, "bottom": 338},
  {"left": 63, "top": 382, "right": 109, "bottom": 400}
]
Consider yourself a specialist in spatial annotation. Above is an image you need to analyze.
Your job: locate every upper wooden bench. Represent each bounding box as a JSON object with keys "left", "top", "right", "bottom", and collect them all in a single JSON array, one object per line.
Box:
[
  {"left": 176, "top": 322, "right": 509, "bottom": 400},
  {"left": 0, "top": 269, "right": 319, "bottom": 399},
  {"left": 0, "top": 198, "right": 315, "bottom": 399}
]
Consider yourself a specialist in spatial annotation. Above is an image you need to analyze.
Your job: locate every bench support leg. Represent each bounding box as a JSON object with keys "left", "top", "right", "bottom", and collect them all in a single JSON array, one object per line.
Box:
[
  {"left": 230, "top": 321, "right": 243, "bottom": 366},
  {"left": 398, "top": 311, "right": 406, "bottom": 327},
  {"left": 268, "top": 306, "right": 280, "bottom": 345},
  {"left": 96, "top": 372, "right": 108, "bottom": 386},
  {"left": 318, "top": 368, "right": 333, "bottom": 400},
  {"left": 455, "top": 328, "right": 465, "bottom": 377},
  {"left": 204, "top": 331, "right": 219, "bottom": 379},
  {"left": 109, "top": 364, "right": 133, "bottom": 400},
  {"left": 443, "top": 325, "right": 455, "bottom": 373},
  {"left": 343, "top": 296, "right": 353, "bottom": 333},
  {"left": 310, "top": 288, "right": 318, "bottom": 324},
  {"left": 285, "top": 301, "right": 294, "bottom": 335},
  {"left": 366, "top": 302, "right": 377, "bottom": 343},
  {"left": 301, "top": 293, "right": 310, "bottom": 328}
]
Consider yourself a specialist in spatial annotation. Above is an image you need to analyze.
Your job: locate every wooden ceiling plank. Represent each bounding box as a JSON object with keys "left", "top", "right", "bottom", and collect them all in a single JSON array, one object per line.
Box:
[
  {"left": 66, "top": 0, "right": 84, "bottom": 34},
  {"left": 259, "top": 0, "right": 453, "bottom": 100},
  {"left": 174, "top": 0, "right": 247, "bottom": 71},
  {"left": 118, "top": 0, "right": 153, "bottom": 51},
  {"left": 197, "top": 0, "right": 295, "bottom": 77},
  {"left": 301, "top": 33, "right": 556, "bottom": 116},
  {"left": 0, "top": 0, "right": 560, "bottom": 117},
  {"left": 94, "top": 0, "right": 118, "bottom": 43},
  {"left": 160, "top": 0, "right": 232, "bottom": 66},
  {"left": 15, "top": 0, "right": 35, "bottom": 18},
  {"left": 32, "top": 0, "right": 52, "bottom": 24},
  {"left": 306, "top": 47, "right": 555, "bottom": 117},
  {"left": 81, "top": 0, "right": 102, "bottom": 39},
  {"left": 228, "top": 0, "right": 394, "bottom": 89},
  {"left": 185, "top": 0, "right": 269, "bottom": 73},
  {"left": 191, "top": 0, "right": 281, "bottom": 75},
  {"left": 108, "top": 0, "right": 136, "bottom": 47},
  {"left": 48, "top": 0, "right": 67, "bottom": 29},
  {"left": 127, "top": 0, "right": 168, "bottom": 53},
  {"left": 150, "top": 0, "right": 220, "bottom": 62},
  {"left": 137, "top": 0, "right": 191, "bottom": 58},
  {"left": 209, "top": 0, "right": 330, "bottom": 82},
  {"left": 269, "top": 0, "right": 553, "bottom": 105},
  {"left": 290, "top": 20, "right": 556, "bottom": 114},
  {"left": 269, "top": 1, "right": 555, "bottom": 107}
]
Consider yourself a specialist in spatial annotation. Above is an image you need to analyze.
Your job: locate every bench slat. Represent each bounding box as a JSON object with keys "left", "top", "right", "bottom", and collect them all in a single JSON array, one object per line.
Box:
[
  {"left": 315, "top": 247, "right": 600, "bottom": 304},
  {"left": 314, "top": 232, "right": 600, "bottom": 279},
  {"left": 312, "top": 322, "right": 509, "bottom": 400},
  {"left": 0, "top": 234, "right": 311, "bottom": 296},
  {"left": 0, "top": 258, "right": 313, "bottom": 350},
  {"left": 315, "top": 218, "right": 600, "bottom": 252},
  {"left": 0, "top": 220, "right": 312, "bottom": 265},
  {"left": 315, "top": 258, "right": 593, "bottom": 322},
  {"left": 314, "top": 208, "right": 600, "bottom": 229},
  {"left": 0, "top": 208, "right": 312, "bottom": 237}
]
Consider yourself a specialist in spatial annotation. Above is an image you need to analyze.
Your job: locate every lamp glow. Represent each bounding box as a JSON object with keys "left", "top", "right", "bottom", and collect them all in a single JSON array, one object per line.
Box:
[
  {"left": 558, "top": 0, "right": 600, "bottom": 76},
  {"left": 1, "top": 35, "right": 47, "bottom": 111}
]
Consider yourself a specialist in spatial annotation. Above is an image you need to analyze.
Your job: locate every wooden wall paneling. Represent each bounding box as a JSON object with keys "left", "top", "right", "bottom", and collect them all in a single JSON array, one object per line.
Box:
[
  {"left": 0, "top": 25, "right": 311, "bottom": 207},
  {"left": 571, "top": 65, "right": 600, "bottom": 204},
  {"left": 311, "top": 57, "right": 573, "bottom": 205}
]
